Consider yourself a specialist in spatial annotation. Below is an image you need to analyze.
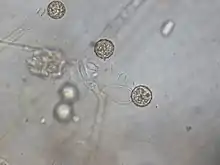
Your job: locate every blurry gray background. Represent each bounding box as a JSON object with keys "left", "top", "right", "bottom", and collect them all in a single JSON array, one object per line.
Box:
[{"left": 0, "top": 0, "right": 220, "bottom": 165}]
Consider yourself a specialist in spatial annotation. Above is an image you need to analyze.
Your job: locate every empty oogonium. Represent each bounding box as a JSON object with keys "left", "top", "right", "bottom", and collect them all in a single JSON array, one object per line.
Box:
[
  {"left": 53, "top": 101, "right": 74, "bottom": 124},
  {"left": 131, "top": 85, "right": 152, "bottom": 107},
  {"left": 94, "top": 39, "right": 115, "bottom": 60},
  {"left": 58, "top": 82, "right": 80, "bottom": 104},
  {"left": 26, "top": 48, "right": 66, "bottom": 79},
  {"left": 47, "top": 1, "right": 66, "bottom": 19}
]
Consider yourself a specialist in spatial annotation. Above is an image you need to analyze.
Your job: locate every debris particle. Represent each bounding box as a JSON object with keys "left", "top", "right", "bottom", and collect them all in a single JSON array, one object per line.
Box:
[
  {"left": 131, "top": 85, "right": 152, "bottom": 107},
  {"left": 36, "top": 8, "right": 46, "bottom": 17},
  {"left": 186, "top": 126, "right": 192, "bottom": 132},
  {"left": 76, "top": 140, "right": 85, "bottom": 145},
  {"left": 94, "top": 39, "right": 115, "bottom": 60},
  {"left": 47, "top": 1, "right": 66, "bottom": 19},
  {"left": 118, "top": 73, "right": 124, "bottom": 80},
  {"left": 73, "top": 116, "right": 80, "bottom": 123},
  {"left": 160, "top": 19, "right": 175, "bottom": 37},
  {"left": 36, "top": 8, "right": 41, "bottom": 14},
  {"left": 40, "top": 9, "right": 46, "bottom": 16},
  {"left": 40, "top": 117, "right": 46, "bottom": 124}
]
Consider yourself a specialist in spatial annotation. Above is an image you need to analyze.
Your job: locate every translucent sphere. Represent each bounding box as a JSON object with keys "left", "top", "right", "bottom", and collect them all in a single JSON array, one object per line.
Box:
[
  {"left": 58, "top": 82, "right": 80, "bottom": 104},
  {"left": 53, "top": 102, "right": 74, "bottom": 123}
]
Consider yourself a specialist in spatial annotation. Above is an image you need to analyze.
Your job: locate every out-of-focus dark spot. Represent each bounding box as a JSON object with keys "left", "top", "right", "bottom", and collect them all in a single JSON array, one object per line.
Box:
[
  {"left": 6, "top": 83, "right": 10, "bottom": 89},
  {"left": 21, "top": 76, "right": 27, "bottom": 83},
  {"left": 24, "top": 118, "right": 29, "bottom": 123},
  {"left": 212, "top": 38, "right": 217, "bottom": 43},
  {"left": 186, "top": 126, "right": 192, "bottom": 132},
  {"left": 89, "top": 41, "right": 96, "bottom": 47}
]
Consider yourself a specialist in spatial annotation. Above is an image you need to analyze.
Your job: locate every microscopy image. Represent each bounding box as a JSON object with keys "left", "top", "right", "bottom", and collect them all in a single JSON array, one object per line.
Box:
[{"left": 0, "top": 0, "right": 219, "bottom": 165}]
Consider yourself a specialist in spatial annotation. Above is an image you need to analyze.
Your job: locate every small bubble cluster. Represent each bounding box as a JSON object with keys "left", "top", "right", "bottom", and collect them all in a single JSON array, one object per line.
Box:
[
  {"left": 131, "top": 85, "right": 152, "bottom": 107},
  {"left": 47, "top": 1, "right": 66, "bottom": 19},
  {"left": 26, "top": 49, "right": 66, "bottom": 79},
  {"left": 94, "top": 39, "right": 115, "bottom": 60}
]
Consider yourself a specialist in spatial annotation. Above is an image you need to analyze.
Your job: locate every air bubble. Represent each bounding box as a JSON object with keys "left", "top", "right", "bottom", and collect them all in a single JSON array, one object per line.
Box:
[
  {"left": 160, "top": 20, "right": 175, "bottom": 37},
  {"left": 53, "top": 102, "right": 74, "bottom": 124},
  {"left": 58, "top": 82, "right": 80, "bottom": 104}
]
